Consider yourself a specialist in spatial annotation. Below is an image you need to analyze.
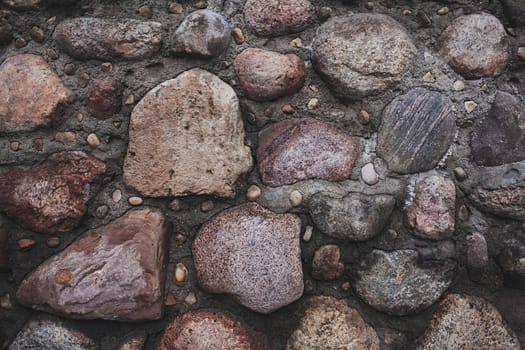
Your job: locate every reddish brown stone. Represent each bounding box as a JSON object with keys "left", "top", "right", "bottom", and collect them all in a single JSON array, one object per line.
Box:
[
  {"left": 234, "top": 48, "right": 305, "bottom": 101},
  {"left": 18, "top": 239, "right": 36, "bottom": 250},
  {"left": 16, "top": 208, "right": 169, "bottom": 321},
  {"left": 87, "top": 78, "right": 123, "bottom": 120},
  {"left": 159, "top": 310, "right": 268, "bottom": 350},
  {"left": 0, "top": 151, "right": 105, "bottom": 234},
  {"left": 257, "top": 118, "right": 362, "bottom": 187},
  {"left": 311, "top": 245, "right": 344, "bottom": 281},
  {"left": 0, "top": 227, "right": 7, "bottom": 270},
  {"left": 473, "top": 187, "right": 525, "bottom": 220},
  {"left": 0, "top": 54, "right": 72, "bottom": 133}
]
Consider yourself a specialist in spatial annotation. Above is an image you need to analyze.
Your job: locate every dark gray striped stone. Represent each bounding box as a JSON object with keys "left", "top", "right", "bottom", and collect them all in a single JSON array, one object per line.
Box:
[{"left": 377, "top": 88, "right": 456, "bottom": 174}]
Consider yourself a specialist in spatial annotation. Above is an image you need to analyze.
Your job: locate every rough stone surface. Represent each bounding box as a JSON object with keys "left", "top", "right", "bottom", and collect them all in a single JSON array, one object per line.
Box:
[
  {"left": 159, "top": 310, "right": 268, "bottom": 350},
  {"left": 192, "top": 203, "right": 303, "bottom": 314},
  {"left": 439, "top": 13, "right": 509, "bottom": 78},
  {"left": 124, "top": 68, "right": 253, "bottom": 198},
  {"left": 308, "top": 192, "right": 395, "bottom": 241},
  {"left": 312, "top": 14, "right": 416, "bottom": 99},
  {"left": 377, "top": 88, "right": 456, "bottom": 174},
  {"left": 0, "top": 151, "right": 105, "bottom": 234},
  {"left": 87, "top": 78, "right": 123, "bottom": 120},
  {"left": 243, "top": 0, "right": 315, "bottom": 37},
  {"left": 472, "top": 186, "right": 525, "bottom": 220},
  {"left": 406, "top": 176, "right": 456, "bottom": 240},
  {"left": 497, "top": 246, "right": 525, "bottom": 289},
  {"left": 8, "top": 319, "right": 96, "bottom": 350},
  {"left": 417, "top": 294, "right": 521, "bottom": 349},
  {"left": 0, "top": 54, "right": 72, "bottom": 133},
  {"left": 286, "top": 296, "right": 380, "bottom": 350},
  {"left": 172, "top": 10, "right": 231, "bottom": 57},
  {"left": 53, "top": 17, "right": 162, "bottom": 60},
  {"left": 353, "top": 250, "right": 456, "bottom": 316},
  {"left": 257, "top": 118, "right": 361, "bottom": 187},
  {"left": 472, "top": 91, "right": 525, "bottom": 166},
  {"left": 234, "top": 48, "right": 305, "bottom": 101},
  {"left": 311, "top": 245, "right": 344, "bottom": 281},
  {"left": 16, "top": 208, "right": 168, "bottom": 321},
  {"left": 500, "top": 0, "right": 525, "bottom": 26}
]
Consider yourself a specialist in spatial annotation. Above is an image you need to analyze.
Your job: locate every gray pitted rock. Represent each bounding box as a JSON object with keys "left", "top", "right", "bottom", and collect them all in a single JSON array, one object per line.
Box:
[
  {"left": 417, "top": 294, "right": 521, "bottom": 350},
  {"left": 308, "top": 192, "right": 395, "bottom": 241},
  {"left": 0, "top": 151, "right": 105, "bottom": 234},
  {"left": 312, "top": 14, "right": 417, "bottom": 99},
  {"left": 9, "top": 319, "right": 96, "bottom": 350},
  {"left": 439, "top": 13, "right": 509, "bottom": 78},
  {"left": 311, "top": 245, "right": 344, "bottom": 281},
  {"left": 286, "top": 296, "right": 380, "bottom": 350},
  {"left": 234, "top": 48, "right": 305, "bottom": 101},
  {"left": 124, "top": 68, "right": 252, "bottom": 198},
  {"left": 377, "top": 88, "right": 456, "bottom": 174},
  {"left": 16, "top": 209, "right": 168, "bottom": 321},
  {"left": 500, "top": 0, "right": 525, "bottom": 26},
  {"left": 53, "top": 17, "right": 162, "bottom": 60},
  {"left": 192, "top": 203, "right": 303, "bottom": 314},
  {"left": 172, "top": 10, "right": 231, "bottom": 57},
  {"left": 0, "top": 54, "right": 72, "bottom": 133},
  {"left": 353, "top": 249, "right": 456, "bottom": 316},
  {"left": 257, "top": 118, "right": 361, "bottom": 187},
  {"left": 243, "top": 0, "right": 315, "bottom": 37},
  {"left": 472, "top": 91, "right": 525, "bottom": 166},
  {"left": 406, "top": 176, "right": 456, "bottom": 240},
  {"left": 159, "top": 310, "right": 268, "bottom": 350},
  {"left": 497, "top": 246, "right": 525, "bottom": 289}
]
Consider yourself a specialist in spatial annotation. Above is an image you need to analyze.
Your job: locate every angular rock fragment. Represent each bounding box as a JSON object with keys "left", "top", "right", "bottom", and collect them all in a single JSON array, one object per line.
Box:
[
  {"left": 53, "top": 17, "right": 162, "bottom": 60},
  {"left": 257, "top": 118, "right": 361, "bottom": 187},
  {"left": 311, "top": 245, "right": 344, "bottom": 281},
  {"left": 377, "top": 88, "right": 456, "bottom": 174},
  {"left": 87, "top": 78, "right": 123, "bottom": 120},
  {"left": 353, "top": 250, "right": 456, "bottom": 316},
  {"left": 497, "top": 246, "right": 525, "bottom": 289},
  {"left": 192, "top": 203, "right": 303, "bottom": 314},
  {"left": 124, "top": 68, "right": 252, "bottom": 198},
  {"left": 312, "top": 14, "right": 416, "bottom": 99},
  {"left": 308, "top": 192, "right": 395, "bottom": 241},
  {"left": 235, "top": 48, "right": 305, "bottom": 101},
  {"left": 0, "top": 151, "right": 105, "bottom": 234},
  {"left": 16, "top": 208, "right": 168, "bottom": 321},
  {"left": 0, "top": 54, "right": 72, "bottom": 133}
]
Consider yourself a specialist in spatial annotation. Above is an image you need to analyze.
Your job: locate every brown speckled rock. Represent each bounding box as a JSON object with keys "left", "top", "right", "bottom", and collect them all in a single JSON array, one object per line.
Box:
[
  {"left": 257, "top": 118, "right": 361, "bottom": 187},
  {"left": 16, "top": 208, "right": 168, "bottom": 321},
  {"left": 406, "top": 176, "right": 456, "bottom": 240},
  {"left": 243, "top": 0, "right": 315, "bottom": 37},
  {"left": 234, "top": 48, "right": 305, "bottom": 101},
  {"left": 124, "top": 68, "right": 253, "bottom": 198},
  {"left": 0, "top": 151, "right": 105, "bottom": 234},
  {"left": 311, "top": 245, "right": 344, "bottom": 281},
  {"left": 87, "top": 78, "right": 123, "bottom": 120},
  {"left": 417, "top": 294, "right": 521, "bottom": 350},
  {"left": 0, "top": 54, "right": 72, "bottom": 133},
  {"left": 472, "top": 187, "right": 525, "bottom": 220},
  {"left": 159, "top": 310, "right": 268, "bottom": 350},
  {"left": 286, "top": 296, "right": 380, "bottom": 350},
  {"left": 192, "top": 203, "right": 303, "bottom": 314},
  {"left": 439, "top": 13, "right": 509, "bottom": 78}
]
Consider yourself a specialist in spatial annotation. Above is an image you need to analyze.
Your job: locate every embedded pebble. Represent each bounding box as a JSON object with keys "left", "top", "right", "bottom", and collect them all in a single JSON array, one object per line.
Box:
[
  {"left": 168, "top": 2, "right": 183, "bottom": 14},
  {"left": 54, "top": 131, "right": 76, "bottom": 145},
  {"left": 361, "top": 163, "right": 379, "bottom": 185},
  {"left": 311, "top": 245, "right": 344, "bottom": 281},
  {"left": 200, "top": 200, "right": 214, "bottom": 212},
  {"left": 95, "top": 205, "right": 109, "bottom": 218},
  {"left": 86, "top": 133, "right": 100, "bottom": 148},
  {"left": 174, "top": 263, "right": 188, "bottom": 285},
  {"left": 307, "top": 98, "right": 319, "bottom": 110},
  {"left": 30, "top": 26, "right": 45, "bottom": 43},
  {"left": 112, "top": 189, "right": 122, "bottom": 202},
  {"left": 18, "top": 239, "right": 36, "bottom": 250},
  {"left": 246, "top": 185, "right": 261, "bottom": 202},
  {"left": 128, "top": 196, "right": 143, "bottom": 206},
  {"left": 357, "top": 110, "right": 370, "bottom": 124},
  {"left": 453, "top": 167, "right": 467, "bottom": 181},
  {"left": 518, "top": 47, "right": 525, "bottom": 61},
  {"left": 232, "top": 27, "right": 244, "bottom": 44},
  {"left": 46, "top": 237, "right": 60, "bottom": 248},
  {"left": 464, "top": 101, "right": 477, "bottom": 113},
  {"left": 302, "top": 226, "right": 313, "bottom": 242},
  {"left": 184, "top": 292, "right": 197, "bottom": 305},
  {"left": 289, "top": 190, "right": 303, "bottom": 207},
  {"left": 452, "top": 80, "right": 465, "bottom": 91}
]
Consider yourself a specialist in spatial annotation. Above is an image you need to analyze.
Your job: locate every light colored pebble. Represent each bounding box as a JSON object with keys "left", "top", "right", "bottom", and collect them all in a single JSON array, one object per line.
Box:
[
  {"left": 10, "top": 141, "right": 20, "bottom": 151},
  {"left": 387, "top": 229, "right": 398, "bottom": 239},
  {"left": 184, "top": 292, "right": 197, "bottom": 305},
  {"left": 101, "top": 62, "right": 113, "bottom": 73},
  {"left": 289, "top": 190, "right": 303, "bottom": 207},
  {"left": 95, "top": 205, "right": 109, "bottom": 218},
  {"left": 232, "top": 27, "right": 245, "bottom": 44},
  {"left": 357, "top": 110, "right": 370, "bottom": 125},
  {"left": 454, "top": 167, "right": 467, "bottom": 181},
  {"left": 458, "top": 204, "right": 470, "bottom": 221},
  {"left": 175, "top": 263, "right": 188, "bottom": 284},
  {"left": 290, "top": 38, "right": 303, "bottom": 48},
  {"left": 361, "top": 163, "right": 379, "bottom": 185},
  {"left": 112, "top": 189, "right": 122, "bottom": 202},
  {"left": 453, "top": 80, "right": 465, "bottom": 91},
  {"left": 403, "top": 9, "right": 412, "bottom": 16},
  {"left": 437, "top": 7, "right": 449, "bottom": 15},
  {"left": 423, "top": 72, "right": 435, "bottom": 82},
  {"left": 309, "top": 84, "right": 318, "bottom": 92},
  {"left": 54, "top": 131, "right": 76, "bottom": 145},
  {"left": 200, "top": 200, "right": 214, "bottom": 212},
  {"left": 246, "top": 185, "right": 261, "bottom": 202},
  {"left": 303, "top": 225, "right": 313, "bottom": 242},
  {"left": 169, "top": 199, "right": 182, "bottom": 211},
  {"left": 518, "top": 47, "right": 525, "bottom": 61},
  {"left": 0, "top": 294, "right": 12, "bottom": 310},
  {"left": 125, "top": 95, "right": 135, "bottom": 105},
  {"left": 86, "top": 133, "right": 100, "bottom": 148},
  {"left": 464, "top": 101, "right": 478, "bottom": 113},
  {"left": 282, "top": 104, "right": 294, "bottom": 114},
  {"left": 128, "top": 196, "right": 143, "bottom": 206},
  {"left": 76, "top": 113, "right": 84, "bottom": 122},
  {"left": 168, "top": 2, "right": 183, "bottom": 14},
  {"left": 175, "top": 233, "right": 186, "bottom": 245},
  {"left": 46, "top": 237, "right": 60, "bottom": 248},
  {"left": 307, "top": 98, "right": 320, "bottom": 110}
]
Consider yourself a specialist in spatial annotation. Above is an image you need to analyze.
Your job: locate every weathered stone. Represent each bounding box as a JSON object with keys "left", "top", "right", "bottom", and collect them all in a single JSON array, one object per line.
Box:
[
  {"left": 16, "top": 208, "right": 168, "bottom": 321},
  {"left": 466, "top": 232, "right": 488, "bottom": 282},
  {"left": 234, "top": 48, "right": 305, "bottom": 101},
  {"left": 286, "top": 296, "right": 380, "bottom": 350},
  {"left": 497, "top": 246, "right": 525, "bottom": 289},
  {"left": 353, "top": 250, "right": 456, "bottom": 316},
  {"left": 172, "top": 10, "right": 231, "bottom": 57},
  {"left": 243, "top": 0, "right": 315, "bottom": 37},
  {"left": 124, "top": 68, "right": 252, "bottom": 198},
  {"left": 0, "top": 227, "right": 7, "bottom": 270},
  {"left": 0, "top": 151, "right": 105, "bottom": 234},
  {"left": 159, "top": 310, "right": 268, "bottom": 350},
  {"left": 312, "top": 14, "right": 416, "bottom": 99},
  {"left": 9, "top": 319, "right": 97, "bottom": 350},
  {"left": 2, "top": 0, "right": 39, "bottom": 10},
  {"left": 406, "top": 176, "right": 456, "bottom": 240},
  {"left": 472, "top": 91, "right": 525, "bottom": 166},
  {"left": 192, "top": 203, "right": 303, "bottom": 314},
  {"left": 472, "top": 187, "right": 525, "bottom": 220},
  {"left": 0, "top": 54, "right": 72, "bottom": 133},
  {"left": 439, "top": 13, "right": 509, "bottom": 78},
  {"left": 257, "top": 118, "right": 361, "bottom": 187},
  {"left": 500, "top": 0, "right": 525, "bottom": 26},
  {"left": 377, "top": 88, "right": 456, "bottom": 174},
  {"left": 87, "top": 78, "right": 123, "bottom": 120},
  {"left": 308, "top": 192, "right": 395, "bottom": 241},
  {"left": 311, "top": 245, "right": 344, "bottom": 281},
  {"left": 53, "top": 17, "right": 162, "bottom": 60},
  {"left": 417, "top": 294, "right": 521, "bottom": 349}
]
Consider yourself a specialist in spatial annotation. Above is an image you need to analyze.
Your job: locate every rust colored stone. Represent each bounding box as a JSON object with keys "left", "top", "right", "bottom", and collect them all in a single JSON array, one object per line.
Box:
[
  {"left": 87, "top": 78, "right": 123, "bottom": 120},
  {"left": 311, "top": 245, "right": 344, "bottom": 281}
]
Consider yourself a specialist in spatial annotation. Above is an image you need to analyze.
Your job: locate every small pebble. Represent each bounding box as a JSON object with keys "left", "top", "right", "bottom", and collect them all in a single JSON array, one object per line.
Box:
[
  {"left": 185, "top": 292, "right": 197, "bottom": 305},
  {"left": 319, "top": 6, "right": 332, "bottom": 20},
  {"left": 289, "top": 190, "right": 303, "bottom": 207},
  {"left": 403, "top": 9, "right": 412, "bottom": 16},
  {"left": 169, "top": 199, "right": 183, "bottom": 211},
  {"left": 78, "top": 72, "right": 90, "bottom": 88},
  {"left": 365, "top": 2, "right": 374, "bottom": 10},
  {"left": 54, "top": 131, "right": 76, "bottom": 145},
  {"left": 458, "top": 204, "right": 470, "bottom": 221},
  {"left": 423, "top": 72, "right": 435, "bottom": 82},
  {"left": 168, "top": 2, "right": 183, "bottom": 14},
  {"left": 33, "top": 138, "right": 44, "bottom": 151},
  {"left": 95, "top": 205, "right": 109, "bottom": 218},
  {"left": 101, "top": 62, "right": 113, "bottom": 73},
  {"left": 112, "top": 189, "right": 122, "bottom": 202},
  {"left": 175, "top": 263, "right": 188, "bottom": 285},
  {"left": 464, "top": 101, "right": 478, "bottom": 113},
  {"left": 10, "top": 141, "right": 19, "bottom": 151},
  {"left": 0, "top": 294, "right": 12, "bottom": 310},
  {"left": 357, "top": 110, "right": 370, "bottom": 124},
  {"left": 138, "top": 5, "right": 153, "bottom": 19},
  {"left": 232, "top": 27, "right": 244, "bottom": 44},
  {"left": 30, "top": 26, "right": 45, "bottom": 43},
  {"left": 125, "top": 95, "right": 135, "bottom": 105},
  {"left": 480, "top": 84, "right": 488, "bottom": 92},
  {"left": 303, "top": 225, "right": 313, "bottom": 242},
  {"left": 165, "top": 293, "right": 177, "bottom": 306},
  {"left": 18, "top": 239, "right": 36, "bottom": 250},
  {"left": 454, "top": 167, "right": 467, "bottom": 181},
  {"left": 175, "top": 233, "right": 186, "bottom": 245},
  {"left": 341, "top": 281, "right": 351, "bottom": 291},
  {"left": 281, "top": 104, "right": 294, "bottom": 114},
  {"left": 289, "top": 38, "right": 303, "bottom": 48},
  {"left": 47, "top": 49, "right": 59, "bottom": 60},
  {"left": 453, "top": 80, "right": 465, "bottom": 91},
  {"left": 246, "top": 185, "right": 261, "bottom": 202},
  {"left": 361, "top": 163, "right": 379, "bottom": 185},
  {"left": 15, "top": 37, "right": 27, "bottom": 48},
  {"left": 309, "top": 84, "right": 318, "bottom": 92},
  {"left": 387, "top": 228, "right": 398, "bottom": 239},
  {"left": 64, "top": 63, "right": 76, "bottom": 75},
  {"left": 200, "top": 200, "right": 214, "bottom": 212},
  {"left": 194, "top": 1, "right": 207, "bottom": 9},
  {"left": 86, "top": 133, "right": 100, "bottom": 148},
  {"left": 46, "top": 16, "right": 57, "bottom": 26},
  {"left": 437, "top": 7, "right": 449, "bottom": 15},
  {"left": 113, "top": 120, "right": 122, "bottom": 128},
  {"left": 518, "top": 47, "right": 525, "bottom": 61},
  {"left": 46, "top": 237, "right": 60, "bottom": 248},
  {"left": 307, "top": 98, "right": 320, "bottom": 110},
  {"left": 76, "top": 113, "right": 84, "bottom": 122},
  {"left": 128, "top": 196, "right": 143, "bottom": 206}
]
